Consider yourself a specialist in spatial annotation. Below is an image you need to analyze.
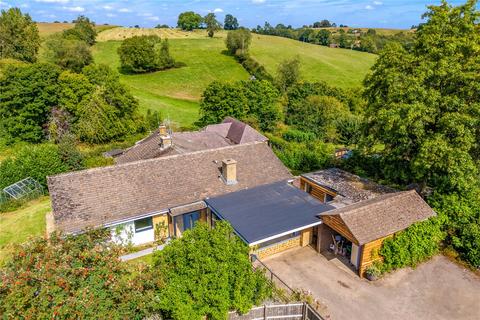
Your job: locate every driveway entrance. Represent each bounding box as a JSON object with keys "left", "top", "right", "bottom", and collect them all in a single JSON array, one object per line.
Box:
[{"left": 263, "top": 246, "right": 480, "bottom": 320}]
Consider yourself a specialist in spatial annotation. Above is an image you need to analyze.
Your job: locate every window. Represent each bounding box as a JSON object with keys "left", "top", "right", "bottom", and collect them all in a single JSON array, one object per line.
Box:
[
  {"left": 134, "top": 217, "right": 153, "bottom": 232},
  {"left": 325, "top": 193, "right": 335, "bottom": 202}
]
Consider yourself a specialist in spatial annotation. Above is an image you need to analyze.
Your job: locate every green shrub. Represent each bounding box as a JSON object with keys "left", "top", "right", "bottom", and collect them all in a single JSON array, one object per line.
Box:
[
  {"left": 0, "top": 143, "right": 80, "bottom": 190},
  {"left": 282, "top": 129, "right": 316, "bottom": 143},
  {"left": 380, "top": 217, "right": 445, "bottom": 272}
]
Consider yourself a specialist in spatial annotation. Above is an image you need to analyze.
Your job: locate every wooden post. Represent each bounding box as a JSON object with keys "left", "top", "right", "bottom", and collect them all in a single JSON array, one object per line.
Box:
[{"left": 264, "top": 305, "right": 267, "bottom": 320}]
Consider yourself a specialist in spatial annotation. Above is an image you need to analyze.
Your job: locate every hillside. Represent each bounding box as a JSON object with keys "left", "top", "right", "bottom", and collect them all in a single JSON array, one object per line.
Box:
[
  {"left": 36, "top": 22, "right": 116, "bottom": 37},
  {"left": 250, "top": 34, "right": 376, "bottom": 88},
  {"left": 93, "top": 28, "right": 376, "bottom": 127}
]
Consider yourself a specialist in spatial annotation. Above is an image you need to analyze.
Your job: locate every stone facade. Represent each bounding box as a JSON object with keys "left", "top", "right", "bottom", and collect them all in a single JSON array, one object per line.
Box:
[{"left": 254, "top": 237, "right": 301, "bottom": 259}]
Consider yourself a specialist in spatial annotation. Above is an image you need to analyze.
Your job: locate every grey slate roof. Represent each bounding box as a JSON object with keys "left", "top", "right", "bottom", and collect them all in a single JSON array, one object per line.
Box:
[
  {"left": 48, "top": 142, "right": 292, "bottom": 233},
  {"left": 320, "top": 190, "right": 436, "bottom": 244},
  {"left": 115, "top": 118, "right": 268, "bottom": 164},
  {"left": 206, "top": 180, "right": 334, "bottom": 245},
  {"left": 302, "top": 168, "right": 395, "bottom": 203}
]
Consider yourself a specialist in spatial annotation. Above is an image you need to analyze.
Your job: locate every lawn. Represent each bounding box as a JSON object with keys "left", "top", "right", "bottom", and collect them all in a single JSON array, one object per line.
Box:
[
  {"left": 250, "top": 34, "right": 377, "bottom": 88},
  {"left": 92, "top": 38, "right": 249, "bottom": 126},
  {"left": 0, "top": 196, "right": 50, "bottom": 264}
]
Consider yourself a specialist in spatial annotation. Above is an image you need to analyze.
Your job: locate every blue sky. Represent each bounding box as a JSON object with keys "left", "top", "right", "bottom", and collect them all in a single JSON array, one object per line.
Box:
[{"left": 0, "top": 0, "right": 468, "bottom": 29}]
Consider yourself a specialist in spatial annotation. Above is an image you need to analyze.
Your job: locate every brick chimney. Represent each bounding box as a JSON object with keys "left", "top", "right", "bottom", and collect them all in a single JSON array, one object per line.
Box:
[
  {"left": 222, "top": 159, "right": 237, "bottom": 185},
  {"left": 159, "top": 125, "right": 172, "bottom": 149}
]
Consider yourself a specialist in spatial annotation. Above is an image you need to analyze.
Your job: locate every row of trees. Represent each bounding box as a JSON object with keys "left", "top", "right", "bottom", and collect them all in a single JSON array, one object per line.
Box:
[
  {"left": 0, "top": 222, "right": 271, "bottom": 319},
  {"left": 177, "top": 11, "right": 239, "bottom": 37}
]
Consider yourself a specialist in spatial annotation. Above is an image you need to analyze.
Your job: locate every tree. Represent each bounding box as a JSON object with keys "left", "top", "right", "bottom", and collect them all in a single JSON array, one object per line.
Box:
[
  {"left": 362, "top": 0, "right": 480, "bottom": 194},
  {"left": 315, "top": 29, "right": 331, "bottom": 46},
  {"left": 338, "top": 29, "right": 348, "bottom": 48},
  {"left": 224, "top": 14, "right": 239, "bottom": 30},
  {"left": 45, "top": 35, "right": 93, "bottom": 73},
  {"left": 275, "top": 57, "right": 301, "bottom": 92},
  {"left": 198, "top": 80, "right": 281, "bottom": 130},
  {"left": 0, "top": 8, "right": 40, "bottom": 62},
  {"left": 177, "top": 11, "right": 203, "bottom": 31},
  {"left": 313, "top": 19, "right": 332, "bottom": 28},
  {"left": 0, "top": 63, "right": 61, "bottom": 143},
  {"left": 0, "top": 230, "right": 158, "bottom": 319},
  {"left": 225, "top": 28, "right": 252, "bottom": 55},
  {"left": 117, "top": 35, "right": 175, "bottom": 73},
  {"left": 63, "top": 15, "right": 97, "bottom": 45},
  {"left": 152, "top": 222, "right": 271, "bottom": 320},
  {"left": 204, "top": 13, "right": 221, "bottom": 37}
]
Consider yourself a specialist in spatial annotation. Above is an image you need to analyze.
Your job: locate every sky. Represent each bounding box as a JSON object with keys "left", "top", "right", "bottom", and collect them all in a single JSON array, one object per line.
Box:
[{"left": 0, "top": 0, "right": 469, "bottom": 29}]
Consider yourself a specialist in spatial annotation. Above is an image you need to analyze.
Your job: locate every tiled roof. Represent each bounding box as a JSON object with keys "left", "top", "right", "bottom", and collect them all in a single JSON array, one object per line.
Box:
[
  {"left": 115, "top": 118, "right": 267, "bottom": 164},
  {"left": 302, "top": 168, "right": 395, "bottom": 203},
  {"left": 48, "top": 142, "right": 292, "bottom": 234},
  {"left": 320, "top": 190, "right": 436, "bottom": 244}
]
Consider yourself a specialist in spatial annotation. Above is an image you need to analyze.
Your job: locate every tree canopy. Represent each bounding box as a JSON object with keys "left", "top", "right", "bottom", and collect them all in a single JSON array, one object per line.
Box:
[
  {"left": 152, "top": 222, "right": 271, "bottom": 320},
  {"left": 118, "top": 35, "right": 175, "bottom": 73},
  {"left": 63, "top": 15, "right": 97, "bottom": 46},
  {"left": 224, "top": 14, "right": 239, "bottom": 30},
  {"left": 362, "top": 0, "right": 480, "bottom": 194},
  {"left": 225, "top": 28, "right": 252, "bottom": 55},
  {"left": 204, "top": 13, "right": 221, "bottom": 37},
  {"left": 45, "top": 35, "right": 93, "bottom": 73},
  {"left": 177, "top": 11, "right": 203, "bottom": 31},
  {"left": 0, "top": 8, "right": 40, "bottom": 62}
]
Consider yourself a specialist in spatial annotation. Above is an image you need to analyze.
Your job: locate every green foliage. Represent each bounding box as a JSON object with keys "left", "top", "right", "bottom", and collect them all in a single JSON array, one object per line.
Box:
[
  {"left": 267, "top": 134, "right": 334, "bottom": 173},
  {"left": 226, "top": 28, "right": 252, "bottom": 55},
  {"left": 177, "top": 11, "right": 203, "bottom": 31},
  {"left": 0, "top": 144, "right": 71, "bottom": 189},
  {"left": 198, "top": 80, "right": 281, "bottom": 131},
  {"left": 0, "top": 230, "right": 159, "bottom": 319},
  {"left": 282, "top": 129, "right": 316, "bottom": 143},
  {"left": 315, "top": 29, "right": 331, "bottom": 46},
  {"left": 380, "top": 217, "right": 445, "bottom": 272},
  {"left": 429, "top": 191, "right": 480, "bottom": 268},
  {"left": 0, "top": 8, "right": 40, "bottom": 63},
  {"left": 57, "top": 70, "right": 94, "bottom": 117},
  {"left": 0, "top": 63, "right": 61, "bottom": 143},
  {"left": 145, "top": 109, "right": 164, "bottom": 131},
  {"left": 118, "top": 35, "right": 176, "bottom": 73},
  {"left": 45, "top": 35, "right": 93, "bottom": 73},
  {"left": 224, "top": 14, "right": 239, "bottom": 30},
  {"left": 362, "top": 1, "right": 480, "bottom": 194},
  {"left": 152, "top": 222, "right": 271, "bottom": 320},
  {"left": 63, "top": 15, "right": 97, "bottom": 46},
  {"left": 275, "top": 57, "right": 301, "bottom": 92},
  {"left": 204, "top": 13, "right": 221, "bottom": 37}
]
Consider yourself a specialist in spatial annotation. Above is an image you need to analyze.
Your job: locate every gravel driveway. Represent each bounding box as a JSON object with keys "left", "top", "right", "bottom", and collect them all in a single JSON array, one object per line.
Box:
[{"left": 263, "top": 246, "right": 480, "bottom": 320}]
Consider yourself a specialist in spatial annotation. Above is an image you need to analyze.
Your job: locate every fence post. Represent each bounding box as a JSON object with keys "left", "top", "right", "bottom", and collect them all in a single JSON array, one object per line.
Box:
[
  {"left": 264, "top": 304, "right": 267, "bottom": 320},
  {"left": 302, "top": 302, "right": 307, "bottom": 320}
]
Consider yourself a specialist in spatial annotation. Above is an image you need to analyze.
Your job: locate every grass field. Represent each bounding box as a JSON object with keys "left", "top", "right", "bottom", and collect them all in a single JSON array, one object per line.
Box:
[
  {"left": 37, "top": 22, "right": 117, "bottom": 38},
  {"left": 93, "top": 28, "right": 376, "bottom": 126},
  {"left": 0, "top": 197, "right": 50, "bottom": 265},
  {"left": 250, "top": 34, "right": 377, "bottom": 88},
  {"left": 93, "top": 37, "right": 249, "bottom": 126}
]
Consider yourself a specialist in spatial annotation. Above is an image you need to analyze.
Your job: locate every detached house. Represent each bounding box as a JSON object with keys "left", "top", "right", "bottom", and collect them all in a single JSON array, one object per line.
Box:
[{"left": 47, "top": 120, "right": 435, "bottom": 277}]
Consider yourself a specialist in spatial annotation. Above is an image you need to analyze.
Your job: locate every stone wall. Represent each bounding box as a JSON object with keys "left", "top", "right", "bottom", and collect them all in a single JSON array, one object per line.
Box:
[{"left": 254, "top": 237, "right": 301, "bottom": 259}]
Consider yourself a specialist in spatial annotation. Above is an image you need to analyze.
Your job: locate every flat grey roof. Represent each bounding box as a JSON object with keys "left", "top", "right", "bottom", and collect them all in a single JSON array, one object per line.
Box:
[{"left": 205, "top": 180, "right": 335, "bottom": 245}]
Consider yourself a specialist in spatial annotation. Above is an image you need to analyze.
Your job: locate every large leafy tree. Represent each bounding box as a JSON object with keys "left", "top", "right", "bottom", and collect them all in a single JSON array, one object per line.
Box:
[
  {"left": 177, "top": 11, "right": 203, "bottom": 31},
  {"left": 224, "top": 14, "right": 239, "bottom": 30},
  {"left": 45, "top": 35, "right": 93, "bottom": 73},
  {"left": 0, "top": 8, "right": 40, "bottom": 62},
  {"left": 0, "top": 230, "right": 159, "bottom": 319},
  {"left": 152, "top": 222, "right": 271, "bottom": 320},
  {"left": 363, "top": 0, "right": 480, "bottom": 194},
  {"left": 204, "top": 13, "right": 221, "bottom": 37},
  {"left": 0, "top": 63, "right": 61, "bottom": 142},
  {"left": 63, "top": 15, "right": 97, "bottom": 45},
  {"left": 225, "top": 28, "right": 252, "bottom": 55},
  {"left": 198, "top": 80, "right": 281, "bottom": 131}
]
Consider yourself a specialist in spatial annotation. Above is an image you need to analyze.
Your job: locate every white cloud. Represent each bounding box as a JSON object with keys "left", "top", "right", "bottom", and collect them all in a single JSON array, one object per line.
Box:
[
  {"left": 62, "top": 6, "right": 85, "bottom": 12},
  {"left": 35, "top": 0, "right": 69, "bottom": 3},
  {"left": 102, "top": 5, "right": 113, "bottom": 10},
  {"left": 118, "top": 8, "right": 131, "bottom": 13},
  {"left": 106, "top": 13, "right": 116, "bottom": 18},
  {"left": 365, "top": 5, "right": 374, "bottom": 10},
  {"left": 373, "top": 1, "right": 383, "bottom": 5},
  {"left": 138, "top": 12, "right": 153, "bottom": 17},
  {"left": 252, "top": 0, "right": 266, "bottom": 4},
  {"left": 213, "top": 8, "right": 223, "bottom": 13},
  {"left": 0, "top": 1, "right": 11, "bottom": 8},
  {"left": 146, "top": 16, "right": 160, "bottom": 21}
]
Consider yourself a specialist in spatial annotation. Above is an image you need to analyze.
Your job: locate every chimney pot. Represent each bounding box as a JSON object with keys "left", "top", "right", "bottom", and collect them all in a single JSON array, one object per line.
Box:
[
  {"left": 159, "top": 125, "right": 168, "bottom": 136},
  {"left": 222, "top": 159, "right": 237, "bottom": 185}
]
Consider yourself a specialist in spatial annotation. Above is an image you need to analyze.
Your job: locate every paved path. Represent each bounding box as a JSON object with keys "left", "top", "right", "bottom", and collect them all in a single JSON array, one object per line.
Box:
[
  {"left": 264, "top": 246, "right": 480, "bottom": 320},
  {"left": 120, "top": 241, "right": 169, "bottom": 261}
]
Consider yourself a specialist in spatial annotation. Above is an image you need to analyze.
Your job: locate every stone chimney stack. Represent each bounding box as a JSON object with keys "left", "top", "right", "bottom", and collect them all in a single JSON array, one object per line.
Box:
[
  {"left": 222, "top": 159, "right": 237, "bottom": 185},
  {"left": 159, "top": 125, "right": 172, "bottom": 149}
]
